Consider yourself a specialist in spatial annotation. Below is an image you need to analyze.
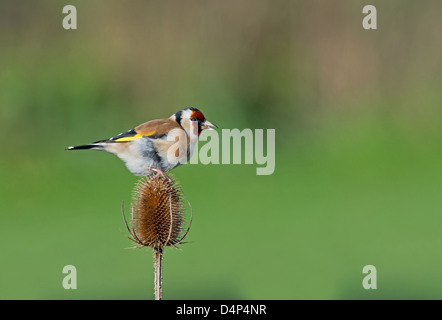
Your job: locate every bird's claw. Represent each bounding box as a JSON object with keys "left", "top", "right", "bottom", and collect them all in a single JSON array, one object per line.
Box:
[{"left": 150, "top": 168, "right": 172, "bottom": 182}]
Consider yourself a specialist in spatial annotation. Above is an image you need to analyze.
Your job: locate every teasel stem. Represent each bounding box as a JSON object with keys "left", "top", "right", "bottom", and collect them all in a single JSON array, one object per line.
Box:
[
  {"left": 153, "top": 247, "right": 163, "bottom": 300},
  {"left": 121, "top": 173, "right": 193, "bottom": 300}
]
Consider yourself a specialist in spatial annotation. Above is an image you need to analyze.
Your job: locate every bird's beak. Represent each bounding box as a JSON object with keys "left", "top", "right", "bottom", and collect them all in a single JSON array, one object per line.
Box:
[{"left": 202, "top": 119, "right": 218, "bottom": 131}]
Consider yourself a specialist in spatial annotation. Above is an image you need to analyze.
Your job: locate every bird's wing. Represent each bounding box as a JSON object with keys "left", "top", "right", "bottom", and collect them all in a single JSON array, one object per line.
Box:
[{"left": 103, "top": 119, "right": 183, "bottom": 143}]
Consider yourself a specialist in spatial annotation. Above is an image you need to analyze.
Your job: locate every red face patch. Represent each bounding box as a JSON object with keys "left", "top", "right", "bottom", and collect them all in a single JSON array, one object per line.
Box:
[{"left": 191, "top": 110, "right": 205, "bottom": 121}]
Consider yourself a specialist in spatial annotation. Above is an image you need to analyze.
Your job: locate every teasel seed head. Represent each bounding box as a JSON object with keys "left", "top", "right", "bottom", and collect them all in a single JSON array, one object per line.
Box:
[{"left": 122, "top": 174, "right": 192, "bottom": 251}]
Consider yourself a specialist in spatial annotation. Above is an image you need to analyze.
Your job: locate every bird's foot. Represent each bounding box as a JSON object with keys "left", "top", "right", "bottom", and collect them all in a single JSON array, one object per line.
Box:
[{"left": 149, "top": 168, "right": 172, "bottom": 182}]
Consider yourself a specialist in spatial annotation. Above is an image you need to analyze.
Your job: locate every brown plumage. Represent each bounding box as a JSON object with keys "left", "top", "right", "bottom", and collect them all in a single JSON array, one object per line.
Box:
[{"left": 134, "top": 118, "right": 183, "bottom": 138}]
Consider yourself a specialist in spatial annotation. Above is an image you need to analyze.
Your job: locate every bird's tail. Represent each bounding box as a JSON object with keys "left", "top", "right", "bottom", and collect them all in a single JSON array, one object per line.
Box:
[{"left": 65, "top": 143, "right": 105, "bottom": 151}]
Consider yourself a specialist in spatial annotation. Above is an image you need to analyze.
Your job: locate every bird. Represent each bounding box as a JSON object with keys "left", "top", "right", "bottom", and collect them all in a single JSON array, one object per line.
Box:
[{"left": 66, "top": 107, "right": 217, "bottom": 177}]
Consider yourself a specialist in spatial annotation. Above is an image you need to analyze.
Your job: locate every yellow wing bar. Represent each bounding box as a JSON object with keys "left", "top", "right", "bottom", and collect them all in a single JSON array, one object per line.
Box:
[{"left": 113, "top": 130, "right": 157, "bottom": 142}]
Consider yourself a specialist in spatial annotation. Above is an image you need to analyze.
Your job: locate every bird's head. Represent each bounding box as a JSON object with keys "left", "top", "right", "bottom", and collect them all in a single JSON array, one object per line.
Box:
[{"left": 171, "top": 107, "right": 217, "bottom": 137}]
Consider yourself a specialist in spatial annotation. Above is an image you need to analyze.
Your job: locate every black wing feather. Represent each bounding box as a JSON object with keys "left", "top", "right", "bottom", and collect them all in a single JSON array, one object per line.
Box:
[{"left": 93, "top": 128, "right": 137, "bottom": 143}]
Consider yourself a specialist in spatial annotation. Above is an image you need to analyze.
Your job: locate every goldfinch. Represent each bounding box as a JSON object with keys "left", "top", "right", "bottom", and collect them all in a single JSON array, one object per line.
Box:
[{"left": 66, "top": 107, "right": 217, "bottom": 176}]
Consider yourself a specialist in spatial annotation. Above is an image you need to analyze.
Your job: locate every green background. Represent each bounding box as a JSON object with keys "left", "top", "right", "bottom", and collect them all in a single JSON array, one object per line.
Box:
[{"left": 1, "top": 0, "right": 442, "bottom": 299}]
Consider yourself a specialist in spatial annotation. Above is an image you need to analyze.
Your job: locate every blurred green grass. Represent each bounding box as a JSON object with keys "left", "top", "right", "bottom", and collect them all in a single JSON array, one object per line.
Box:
[
  {"left": 1, "top": 119, "right": 442, "bottom": 299},
  {"left": 1, "top": 0, "right": 442, "bottom": 300}
]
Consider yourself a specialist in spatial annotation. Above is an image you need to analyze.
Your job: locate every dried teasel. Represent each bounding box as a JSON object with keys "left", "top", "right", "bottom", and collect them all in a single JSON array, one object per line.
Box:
[{"left": 122, "top": 173, "right": 192, "bottom": 300}]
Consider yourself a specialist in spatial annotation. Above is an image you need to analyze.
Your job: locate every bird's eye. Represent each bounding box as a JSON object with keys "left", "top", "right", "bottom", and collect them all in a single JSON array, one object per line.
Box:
[{"left": 191, "top": 118, "right": 197, "bottom": 121}]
